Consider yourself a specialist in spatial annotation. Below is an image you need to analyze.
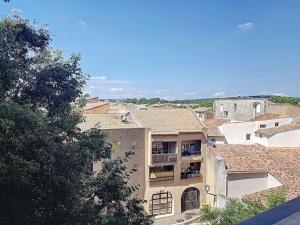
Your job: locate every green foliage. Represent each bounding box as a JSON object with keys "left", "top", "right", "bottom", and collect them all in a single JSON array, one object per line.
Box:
[
  {"left": 200, "top": 191, "right": 286, "bottom": 225},
  {"left": 0, "top": 16, "right": 153, "bottom": 225},
  {"left": 192, "top": 99, "right": 214, "bottom": 108},
  {"left": 266, "top": 190, "right": 286, "bottom": 208},
  {"left": 269, "top": 96, "right": 300, "bottom": 105},
  {"left": 123, "top": 98, "right": 168, "bottom": 105}
]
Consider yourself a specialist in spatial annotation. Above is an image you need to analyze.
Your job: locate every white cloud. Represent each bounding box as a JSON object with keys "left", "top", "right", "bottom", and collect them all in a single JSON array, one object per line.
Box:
[
  {"left": 185, "top": 91, "right": 198, "bottom": 96},
  {"left": 237, "top": 22, "right": 254, "bottom": 31},
  {"left": 272, "top": 93, "right": 289, "bottom": 97},
  {"left": 212, "top": 91, "right": 226, "bottom": 97},
  {"left": 110, "top": 88, "right": 123, "bottom": 93},
  {"left": 10, "top": 8, "right": 23, "bottom": 14},
  {"left": 156, "top": 89, "right": 170, "bottom": 94},
  {"left": 91, "top": 76, "right": 106, "bottom": 80},
  {"left": 78, "top": 20, "right": 88, "bottom": 28}
]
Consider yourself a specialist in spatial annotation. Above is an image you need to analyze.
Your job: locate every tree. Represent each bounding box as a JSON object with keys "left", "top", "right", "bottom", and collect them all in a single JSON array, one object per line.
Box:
[
  {"left": 200, "top": 191, "right": 286, "bottom": 225},
  {"left": 0, "top": 16, "right": 153, "bottom": 225}
]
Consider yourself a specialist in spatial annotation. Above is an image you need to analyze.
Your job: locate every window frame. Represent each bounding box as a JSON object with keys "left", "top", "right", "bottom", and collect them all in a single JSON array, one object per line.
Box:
[{"left": 149, "top": 191, "right": 173, "bottom": 216}]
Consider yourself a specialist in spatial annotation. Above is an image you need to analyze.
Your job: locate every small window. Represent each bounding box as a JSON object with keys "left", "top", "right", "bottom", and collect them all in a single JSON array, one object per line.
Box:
[
  {"left": 224, "top": 111, "right": 229, "bottom": 118},
  {"left": 220, "top": 104, "right": 224, "bottom": 112},
  {"left": 275, "top": 122, "right": 279, "bottom": 127},
  {"left": 246, "top": 134, "right": 251, "bottom": 140},
  {"left": 256, "top": 104, "right": 261, "bottom": 113},
  {"left": 234, "top": 103, "right": 237, "bottom": 112},
  {"left": 260, "top": 124, "right": 266, "bottom": 129}
]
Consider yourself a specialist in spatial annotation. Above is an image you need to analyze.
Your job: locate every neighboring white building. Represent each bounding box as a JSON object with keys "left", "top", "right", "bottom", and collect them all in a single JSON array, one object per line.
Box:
[
  {"left": 255, "top": 121, "right": 300, "bottom": 147},
  {"left": 219, "top": 117, "right": 293, "bottom": 146}
]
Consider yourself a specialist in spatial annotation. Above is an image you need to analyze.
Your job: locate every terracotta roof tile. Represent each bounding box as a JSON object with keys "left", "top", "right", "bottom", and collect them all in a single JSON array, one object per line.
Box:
[
  {"left": 78, "top": 113, "right": 142, "bottom": 130},
  {"left": 209, "top": 144, "right": 300, "bottom": 200},
  {"left": 204, "top": 119, "right": 229, "bottom": 127},
  {"left": 129, "top": 107, "right": 203, "bottom": 134},
  {"left": 207, "top": 127, "right": 224, "bottom": 137}
]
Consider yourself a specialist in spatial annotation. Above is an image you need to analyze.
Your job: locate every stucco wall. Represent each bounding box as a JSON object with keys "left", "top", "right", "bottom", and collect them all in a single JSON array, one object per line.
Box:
[
  {"left": 267, "top": 129, "right": 300, "bottom": 147},
  {"left": 144, "top": 132, "right": 207, "bottom": 216},
  {"left": 93, "top": 128, "right": 148, "bottom": 199},
  {"left": 219, "top": 118, "right": 292, "bottom": 145},
  {"left": 227, "top": 173, "right": 268, "bottom": 198},
  {"left": 214, "top": 99, "right": 267, "bottom": 121}
]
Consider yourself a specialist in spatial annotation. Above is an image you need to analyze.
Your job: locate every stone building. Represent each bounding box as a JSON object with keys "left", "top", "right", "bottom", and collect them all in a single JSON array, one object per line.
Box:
[{"left": 214, "top": 97, "right": 268, "bottom": 121}]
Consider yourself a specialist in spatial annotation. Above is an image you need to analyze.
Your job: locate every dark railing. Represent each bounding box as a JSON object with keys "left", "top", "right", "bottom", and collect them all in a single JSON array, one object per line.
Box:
[
  {"left": 181, "top": 149, "right": 201, "bottom": 157},
  {"left": 152, "top": 153, "right": 177, "bottom": 164},
  {"left": 180, "top": 170, "right": 201, "bottom": 180}
]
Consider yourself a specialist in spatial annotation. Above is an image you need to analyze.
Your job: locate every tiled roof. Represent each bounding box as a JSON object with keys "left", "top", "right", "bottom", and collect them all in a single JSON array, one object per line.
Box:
[
  {"left": 193, "top": 107, "right": 212, "bottom": 112},
  {"left": 204, "top": 119, "right": 229, "bottom": 128},
  {"left": 78, "top": 113, "right": 142, "bottom": 131},
  {"left": 209, "top": 144, "right": 300, "bottom": 200},
  {"left": 129, "top": 107, "right": 204, "bottom": 135},
  {"left": 84, "top": 102, "right": 108, "bottom": 110},
  {"left": 251, "top": 113, "right": 283, "bottom": 121},
  {"left": 255, "top": 121, "right": 300, "bottom": 137},
  {"left": 207, "top": 127, "right": 224, "bottom": 137}
]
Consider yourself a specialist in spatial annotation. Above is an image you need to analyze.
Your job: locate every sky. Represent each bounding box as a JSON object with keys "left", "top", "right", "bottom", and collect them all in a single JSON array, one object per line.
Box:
[{"left": 1, "top": 0, "right": 300, "bottom": 100}]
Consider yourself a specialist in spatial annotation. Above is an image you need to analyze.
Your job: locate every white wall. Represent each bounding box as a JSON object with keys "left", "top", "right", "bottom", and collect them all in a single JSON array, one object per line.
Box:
[
  {"left": 267, "top": 129, "right": 300, "bottom": 147},
  {"left": 227, "top": 173, "right": 282, "bottom": 198},
  {"left": 219, "top": 118, "right": 292, "bottom": 145}
]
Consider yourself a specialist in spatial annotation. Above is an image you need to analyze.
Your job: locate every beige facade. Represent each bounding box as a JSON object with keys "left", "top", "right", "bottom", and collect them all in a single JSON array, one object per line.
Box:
[{"left": 80, "top": 106, "right": 208, "bottom": 218}]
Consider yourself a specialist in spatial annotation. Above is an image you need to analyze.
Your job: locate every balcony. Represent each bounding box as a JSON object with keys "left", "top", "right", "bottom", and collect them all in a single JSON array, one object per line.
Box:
[
  {"left": 152, "top": 153, "right": 177, "bottom": 164},
  {"left": 181, "top": 141, "right": 201, "bottom": 158},
  {"left": 181, "top": 162, "right": 201, "bottom": 180},
  {"left": 181, "top": 170, "right": 201, "bottom": 180},
  {"left": 149, "top": 166, "right": 174, "bottom": 182}
]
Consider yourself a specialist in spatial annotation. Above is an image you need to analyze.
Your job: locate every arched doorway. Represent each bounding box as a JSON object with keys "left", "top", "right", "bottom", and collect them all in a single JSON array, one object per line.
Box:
[{"left": 181, "top": 187, "right": 200, "bottom": 212}]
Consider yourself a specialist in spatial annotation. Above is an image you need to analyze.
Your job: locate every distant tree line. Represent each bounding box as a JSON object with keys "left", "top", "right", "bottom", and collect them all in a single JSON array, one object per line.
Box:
[{"left": 269, "top": 96, "right": 300, "bottom": 105}]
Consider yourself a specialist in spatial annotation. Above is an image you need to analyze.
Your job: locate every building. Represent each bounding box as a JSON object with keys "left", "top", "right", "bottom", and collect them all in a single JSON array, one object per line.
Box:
[
  {"left": 214, "top": 97, "right": 268, "bottom": 121},
  {"left": 219, "top": 117, "right": 293, "bottom": 146},
  {"left": 203, "top": 119, "right": 228, "bottom": 146},
  {"left": 206, "top": 144, "right": 300, "bottom": 207},
  {"left": 193, "top": 107, "right": 214, "bottom": 120},
  {"left": 79, "top": 107, "right": 208, "bottom": 218},
  {"left": 255, "top": 120, "right": 300, "bottom": 147}
]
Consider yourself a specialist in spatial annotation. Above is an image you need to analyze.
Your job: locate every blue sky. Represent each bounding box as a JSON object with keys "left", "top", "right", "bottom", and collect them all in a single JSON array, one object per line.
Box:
[{"left": 1, "top": 0, "right": 300, "bottom": 99}]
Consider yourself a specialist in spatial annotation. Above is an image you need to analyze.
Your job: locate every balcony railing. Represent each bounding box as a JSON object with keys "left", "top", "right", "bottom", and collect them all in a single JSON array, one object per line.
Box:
[
  {"left": 152, "top": 153, "right": 177, "bottom": 164},
  {"left": 180, "top": 170, "right": 201, "bottom": 180},
  {"left": 181, "top": 149, "right": 201, "bottom": 157},
  {"left": 150, "top": 170, "right": 174, "bottom": 182}
]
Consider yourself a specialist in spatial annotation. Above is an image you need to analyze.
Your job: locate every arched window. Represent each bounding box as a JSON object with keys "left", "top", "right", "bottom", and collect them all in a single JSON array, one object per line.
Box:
[{"left": 149, "top": 191, "right": 172, "bottom": 216}]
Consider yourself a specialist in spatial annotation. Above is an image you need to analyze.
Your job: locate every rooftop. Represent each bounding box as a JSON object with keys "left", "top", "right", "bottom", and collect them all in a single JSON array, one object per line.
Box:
[
  {"left": 203, "top": 119, "right": 229, "bottom": 128},
  {"left": 209, "top": 144, "right": 300, "bottom": 200},
  {"left": 251, "top": 113, "right": 284, "bottom": 122},
  {"left": 193, "top": 106, "right": 212, "bottom": 112},
  {"left": 255, "top": 121, "right": 300, "bottom": 137},
  {"left": 78, "top": 113, "right": 142, "bottom": 131},
  {"left": 129, "top": 107, "right": 204, "bottom": 135}
]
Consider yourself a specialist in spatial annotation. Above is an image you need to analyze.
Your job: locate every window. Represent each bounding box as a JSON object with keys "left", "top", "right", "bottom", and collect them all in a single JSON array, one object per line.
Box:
[
  {"left": 256, "top": 104, "right": 261, "bottom": 113},
  {"left": 220, "top": 104, "right": 223, "bottom": 112},
  {"left": 152, "top": 142, "right": 170, "bottom": 154},
  {"left": 234, "top": 103, "right": 237, "bottom": 112},
  {"left": 260, "top": 124, "right": 266, "bottom": 128},
  {"left": 275, "top": 122, "right": 279, "bottom": 127},
  {"left": 224, "top": 111, "right": 229, "bottom": 118},
  {"left": 246, "top": 134, "right": 251, "bottom": 140},
  {"left": 149, "top": 191, "right": 172, "bottom": 216}
]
